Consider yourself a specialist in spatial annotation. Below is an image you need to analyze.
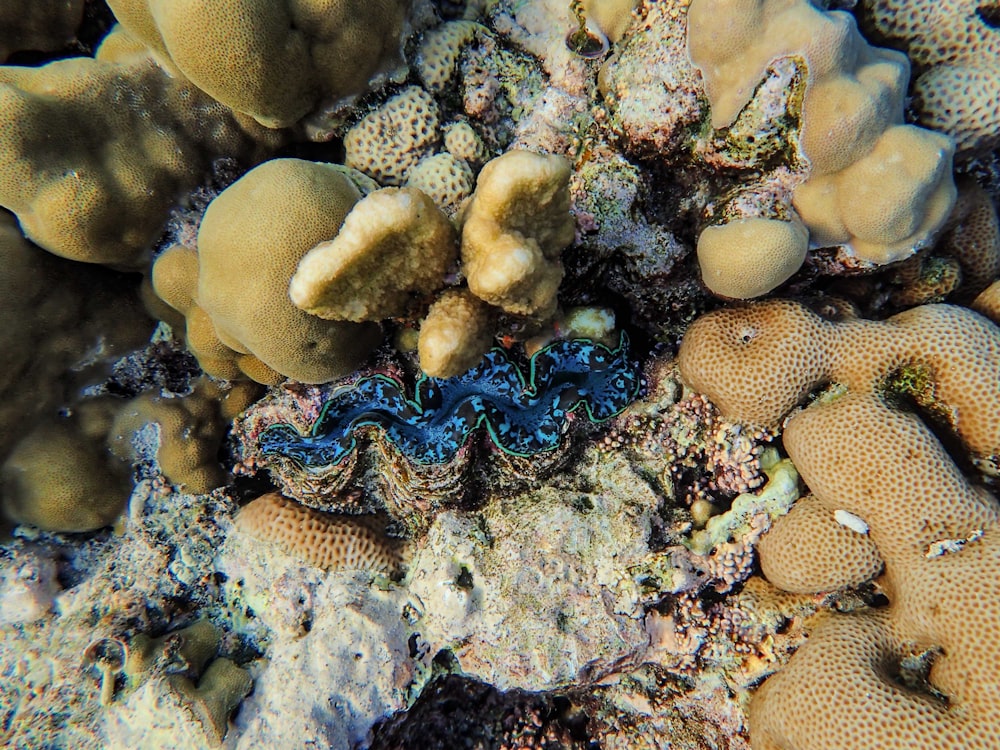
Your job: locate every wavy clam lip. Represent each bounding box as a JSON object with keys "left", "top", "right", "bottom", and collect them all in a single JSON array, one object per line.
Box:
[{"left": 260, "top": 334, "right": 642, "bottom": 468}]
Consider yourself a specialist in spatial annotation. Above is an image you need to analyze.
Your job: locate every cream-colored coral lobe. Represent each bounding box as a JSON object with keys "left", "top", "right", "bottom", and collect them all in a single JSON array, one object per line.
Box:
[{"left": 1, "top": 0, "right": 998, "bottom": 748}]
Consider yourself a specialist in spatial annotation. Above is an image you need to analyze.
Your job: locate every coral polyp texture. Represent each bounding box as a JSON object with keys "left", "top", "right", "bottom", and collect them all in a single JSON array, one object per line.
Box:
[
  {"left": 678, "top": 299, "right": 1000, "bottom": 469},
  {"left": 0, "top": 35, "right": 275, "bottom": 268},
  {"left": 687, "top": 0, "right": 956, "bottom": 297},
  {"left": 862, "top": 0, "right": 1000, "bottom": 157},
  {"left": 234, "top": 492, "right": 407, "bottom": 574},
  {"left": 106, "top": 0, "right": 410, "bottom": 130},
  {"left": 678, "top": 299, "right": 1000, "bottom": 748},
  {"left": 152, "top": 158, "right": 381, "bottom": 384},
  {"left": 257, "top": 334, "right": 640, "bottom": 469}
]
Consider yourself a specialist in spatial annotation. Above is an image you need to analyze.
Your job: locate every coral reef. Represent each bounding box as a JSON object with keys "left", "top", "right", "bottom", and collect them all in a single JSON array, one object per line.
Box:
[
  {"left": 3, "top": 0, "right": 1000, "bottom": 747},
  {"left": 0, "top": 32, "right": 276, "bottom": 268},
  {"left": 688, "top": 0, "right": 956, "bottom": 296}
]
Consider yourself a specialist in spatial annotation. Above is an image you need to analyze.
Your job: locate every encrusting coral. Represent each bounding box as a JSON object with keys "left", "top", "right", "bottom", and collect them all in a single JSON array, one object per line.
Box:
[
  {"left": 678, "top": 298, "right": 1000, "bottom": 748},
  {"left": 687, "top": 0, "right": 956, "bottom": 296},
  {"left": 106, "top": 0, "right": 410, "bottom": 131},
  {"left": 234, "top": 492, "right": 407, "bottom": 575},
  {"left": 107, "top": 378, "right": 260, "bottom": 494},
  {"left": 0, "top": 28, "right": 276, "bottom": 268},
  {"left": 460, "top": 150, "right": 575, "bottom": 318},
  {"left": 152, "top": 158, "right": 382, "bottom": 384},
  {"left": 110, "top": 619, "right": 252, "bottom": 745}
]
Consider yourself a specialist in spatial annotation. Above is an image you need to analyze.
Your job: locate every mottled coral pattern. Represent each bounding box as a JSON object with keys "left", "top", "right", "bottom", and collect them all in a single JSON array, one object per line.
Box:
[{"left": 259, "top": 336, "right": 641, "bottom": 467}]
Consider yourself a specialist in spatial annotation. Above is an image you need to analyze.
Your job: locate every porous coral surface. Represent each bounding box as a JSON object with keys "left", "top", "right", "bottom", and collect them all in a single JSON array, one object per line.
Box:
[{"left": 2, "top": 0, "right": 999, "bottom": 748}]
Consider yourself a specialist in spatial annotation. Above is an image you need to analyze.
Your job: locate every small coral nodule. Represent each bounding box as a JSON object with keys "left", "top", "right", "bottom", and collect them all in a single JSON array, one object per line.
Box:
[{"left": 259, "top": 335, "right": 641, "bottom": 468}]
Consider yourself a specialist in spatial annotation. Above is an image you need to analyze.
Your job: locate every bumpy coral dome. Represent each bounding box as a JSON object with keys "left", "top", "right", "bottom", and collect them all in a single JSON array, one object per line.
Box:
[
  {"left": 750, "top": 392, "right": 1000, "bottom": 750},
  {"left": 405, "top": 152, "right": 475, "bottom": 216},
  {"left": 687, "top": 0, "right": 956, "bottom": 294},
  {"left": 679, "top": 298, "right": 1000, "bottom": 748},
  {"left": 2, "top": 404, "right": 128, "bottom": 533},
  {"left": 792, "top": 124, "right": 955, "bottom": 264},
  {"left": 106, "top": 0, "right": 409, "bottom": 129},
  {"left": 460, "top": 151, "right": 575, "bottom": 317},
  {"left": 154, "top": 158, "right": 381, "bottom": 384},
  {"left": 0, "top": 38, "right": 272, "bottom": 268},
  {"left": 758, "top": 494, "right": 883, "bottom": 594},
  {"left": 234, "top": 492, "right": 406, "bottom": 574},
  {"left": 107, "top": 379, "right": 259, "bottom": 494},
  {"left": 678, "top": 299, "right": 1000, "bottom": 467},
  {"left": 696, "top": 217, "right": 808, "bottom": 299},
  {"left": 864, "top": 0, "right": 1000, "bottom": 155}
]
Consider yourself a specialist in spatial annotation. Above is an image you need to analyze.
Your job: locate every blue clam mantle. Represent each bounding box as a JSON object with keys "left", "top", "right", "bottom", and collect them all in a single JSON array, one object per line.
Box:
[{"left": 259, "top": 335, "right": 641, "bottom": 467}]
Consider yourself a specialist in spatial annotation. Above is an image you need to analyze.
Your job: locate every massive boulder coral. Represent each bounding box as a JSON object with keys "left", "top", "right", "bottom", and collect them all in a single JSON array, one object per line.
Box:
[
  {"left": 1, "top": 401, "right": 130, "bottom": 533},
  {"left": 687, "top": 0, "right": 956, "bottom": 297},
  {"left": 0, "top": 35, "right": 276, "bottom": 268},
  {"left": 678, "top": 299, "right": 1000, "bottom": 748},
  {"left": 152, "top": 158, "right": 382, "bottom": 384},
  {"left": 107, "top": 378, "right": 260, "bottom": 494},
  {"left": 0, "top": 211, "right": 153, "bottom": 462},
  {"left": 678, "top": 299, "right": 1000, "bottom": 470},
  {"left": 862, "top": 0, "right": 1000, "bottom": 156},
  {"left": 753, "top": 393, "right": 1000, "bottom": 749},
  {"left": 106, "top": 0, "right": 411, "bottom": 131},
  {"left": 0, "top": 0, "right": 84, "bottom": 60}
]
